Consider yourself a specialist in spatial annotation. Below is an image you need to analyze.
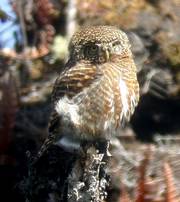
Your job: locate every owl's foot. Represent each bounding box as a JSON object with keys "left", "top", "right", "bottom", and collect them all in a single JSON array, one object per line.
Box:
[
  {"left": 105, "top": 141, "right": 112, "bottom": 157},
  {"left": 95, "top": 140, "right": 112, "bottom": 157},
  {"left": 81, "top": 139, "right": 112, "bottom": 157}
]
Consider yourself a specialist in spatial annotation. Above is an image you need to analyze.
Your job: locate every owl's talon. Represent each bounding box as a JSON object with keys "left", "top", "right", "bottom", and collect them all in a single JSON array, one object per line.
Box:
[
  {"left": 104, "top": 140, "right": 112, "bottom": 157},
  {"left": 106, "top": 148, "right": 112, "bottom": 157}
]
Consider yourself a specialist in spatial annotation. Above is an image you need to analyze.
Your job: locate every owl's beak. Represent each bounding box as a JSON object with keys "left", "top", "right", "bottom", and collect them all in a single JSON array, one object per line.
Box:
[{"left": 104, "top": 49, "right": 110, "bottom": 61}]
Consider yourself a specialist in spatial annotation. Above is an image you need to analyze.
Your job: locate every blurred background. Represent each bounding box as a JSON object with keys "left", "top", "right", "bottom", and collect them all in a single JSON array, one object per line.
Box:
[{"left": 0, "top": 0, "right": 179, "bottom": 201}]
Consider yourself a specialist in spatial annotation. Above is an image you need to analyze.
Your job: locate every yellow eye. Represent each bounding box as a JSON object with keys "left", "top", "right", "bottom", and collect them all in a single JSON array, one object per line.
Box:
[{"left": 84, "top": 44, "right": 99, "bottom": 57}]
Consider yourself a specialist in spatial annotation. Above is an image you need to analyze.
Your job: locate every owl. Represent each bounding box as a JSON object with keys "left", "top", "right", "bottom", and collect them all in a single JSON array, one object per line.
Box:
[{"left": 37, "top": 26, "right": 139, "bottom": 158}]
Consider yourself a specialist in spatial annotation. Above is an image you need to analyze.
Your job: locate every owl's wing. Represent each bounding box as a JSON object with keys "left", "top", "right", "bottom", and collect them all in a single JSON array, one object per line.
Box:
[
  {"left": 48, "top": 61, "right": 103, "bottom": 136},
  {"left": 36, "top": 62, "right": 102, "bottom": 161},
  {"left": 51, "top": 62, "right": 102, "bottom": 104}
]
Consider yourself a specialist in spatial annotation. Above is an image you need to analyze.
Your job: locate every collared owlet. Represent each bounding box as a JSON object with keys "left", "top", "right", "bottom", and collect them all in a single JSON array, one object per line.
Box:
[{"left": 38, "top": 26, "right": 139, "bottom": 156}]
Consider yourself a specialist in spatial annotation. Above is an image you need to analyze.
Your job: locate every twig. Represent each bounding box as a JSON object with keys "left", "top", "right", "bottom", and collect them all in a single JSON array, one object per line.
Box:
[
  {"left": 66, "top": 0, "right": 77, "bottom": 42},
  {"left": 16, "top": 0, "right": 28, "bottom": 50}
]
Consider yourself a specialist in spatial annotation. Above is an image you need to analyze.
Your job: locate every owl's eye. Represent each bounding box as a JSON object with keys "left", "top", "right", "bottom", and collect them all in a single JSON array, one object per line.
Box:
[
  {"left": 84, "top": 44, "right": 99, "bottom": 58},
  {"left": 112, "top": 41, "right": 121, "bottom": 46}
]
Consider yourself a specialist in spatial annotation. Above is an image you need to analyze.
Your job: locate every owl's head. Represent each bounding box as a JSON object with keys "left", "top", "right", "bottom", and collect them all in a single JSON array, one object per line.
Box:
[{"left": 68, "top": 26, "right": 131, "bottom": 63}]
